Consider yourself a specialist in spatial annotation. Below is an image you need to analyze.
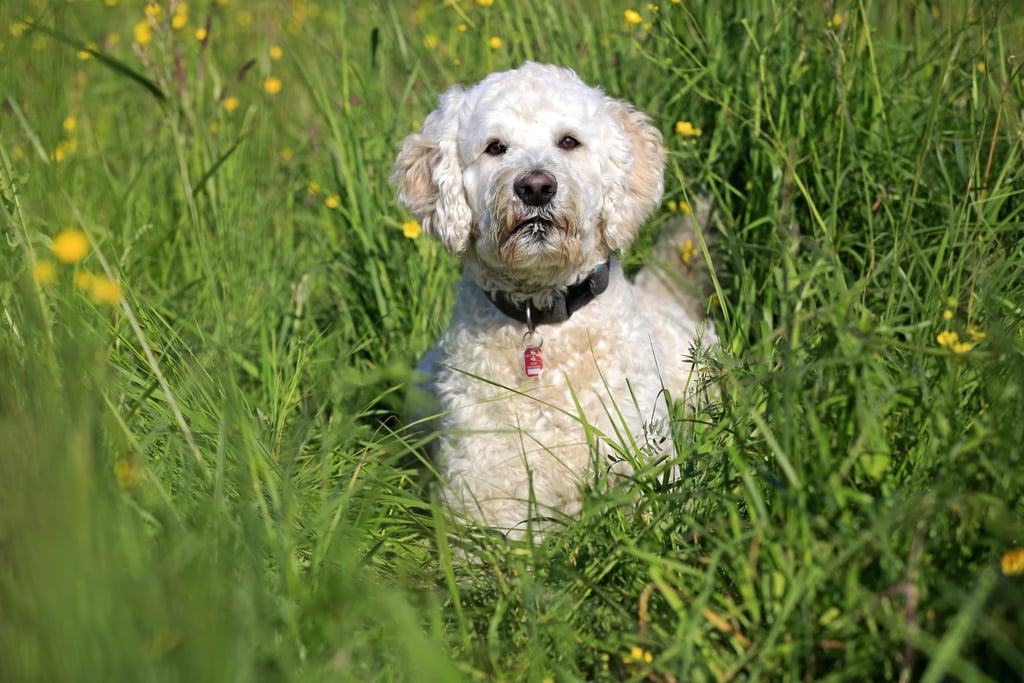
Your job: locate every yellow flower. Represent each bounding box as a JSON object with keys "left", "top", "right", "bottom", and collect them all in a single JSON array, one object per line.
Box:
[
  {"left": 63, "top": 116, "right": 77, "bottom": 132},
  {"left": 936, "top": 330, "right": 974, "bottom": 354},
  {"left": 681, "top": 238, "right": 694, "bottom": 264},
  {"left": 145, "top": 3, "right": 163, "bottom": 19},
  {"left": 622, "top": 646, "right": 654, "bottom": 665},
  {"left": 31, "top": 260, "right": 56, "bottom": 284},
  {"left": 134, "top": 20, "right": 152, "bottom": 45},
  {"left": 424, "top": 34, "right": 439, "bottom": 49},
  {"left": 222, "top": 96, "right": 239, "bottom": 112},
  {"left": 624, "top": 9, "right": 643, "bottom": 25},
  {"left": 52, "top": 228, "right": 90, "bottom": 264},
  {"left": 942, "top": 309, "right": 953, "bottom": 321},
  {"left": 264, "top": 77, "right": 282, "bottom": 94},
  {"left": 475, "top": 0, "right": 494, "bottom": 6},
  {"left": 114, "top": 459, "right": 140, "bottom": 488},
  {"left": 679, "top": 200, "right": 691, "bottom": 215},
  {"left": 826, "top": 13, "right": 843, "bottom": 28},
  {"left": 402, "top": 220, "right": 422, "bottom": 239},
  {"left": 195, "top": 27, "right": 207, "bottom": 41},
  {"left": 172, "top": 13, "right": 188, "bottom": 30},
  {"left": 74, "top": 270, "right": 94, "bottom": 291},
  {"left": 53, "top": 138, "right": 79, "bottom": 162},
  {"left": 458, "top": 23, "right": 468, "bottom": 32},
  {"left": 89, "top": 275, "right": 123, "bottom": 305},
  {"left": 325, "top": 193, "right": 340, "bottom": 209},
  {"left": 666, "top": 200, "right": 677, "bottom": 212},
  {"left": 935, "top": 330, "right": 958, "bottom": 348},
  {"left": 968, "top": 325, "right": 986, "bottom": 342},
  {"left": 1002, "top": 548, "right": 1024, "bottom": 576},
  {"left": 977, "top": 63, "right": 986, "bottom": 74},
  {"left": 269, "top": 45, "right": 283, "bottom": 59},
  {"left": 307, "top": 180, "right": 321, "bottom": 195},
  {"left": 675, "top": 120, "right": 702, "bottom": 137},
  {"left": 488, "top": 36, "right": 502, "bottom": 49},
  {"left": 279, "top": 147, "right": 294, "bottom": 161}
]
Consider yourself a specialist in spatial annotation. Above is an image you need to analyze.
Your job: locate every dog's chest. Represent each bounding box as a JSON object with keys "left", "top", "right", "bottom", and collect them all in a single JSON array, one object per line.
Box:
[{"left": 434, "top": 282, "right": 669, "bottom": 432}]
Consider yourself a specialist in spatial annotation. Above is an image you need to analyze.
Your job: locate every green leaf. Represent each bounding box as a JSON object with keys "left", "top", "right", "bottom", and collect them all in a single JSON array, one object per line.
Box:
[{"left": 24, "top": 22, "right": 167, "bottom": 102}]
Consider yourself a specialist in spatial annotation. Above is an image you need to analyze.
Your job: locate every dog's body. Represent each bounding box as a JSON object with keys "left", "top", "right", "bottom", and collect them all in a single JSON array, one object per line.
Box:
[{"left": 394, "top": 63, "right": 715, "bottom": 535}]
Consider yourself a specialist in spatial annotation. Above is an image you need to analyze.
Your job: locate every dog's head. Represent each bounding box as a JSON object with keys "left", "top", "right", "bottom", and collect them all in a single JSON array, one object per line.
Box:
[{"left": 392, "top": 63, "right": 664, "bottom": 291}]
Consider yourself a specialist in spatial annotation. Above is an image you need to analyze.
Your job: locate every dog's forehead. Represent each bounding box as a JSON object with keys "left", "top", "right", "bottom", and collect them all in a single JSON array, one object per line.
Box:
[{"left": 462, "top": 68, "right": 609, "bottom": 134}]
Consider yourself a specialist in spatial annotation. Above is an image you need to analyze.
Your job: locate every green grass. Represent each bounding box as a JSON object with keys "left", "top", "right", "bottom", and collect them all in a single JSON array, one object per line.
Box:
[{"left": 2, "top": 0, "right": 1024, "bottom": 681}]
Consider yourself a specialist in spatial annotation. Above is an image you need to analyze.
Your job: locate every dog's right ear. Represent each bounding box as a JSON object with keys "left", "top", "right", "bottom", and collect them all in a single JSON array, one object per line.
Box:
[{"left": 391, "top": 88, "right": 472, "bottom": 255}]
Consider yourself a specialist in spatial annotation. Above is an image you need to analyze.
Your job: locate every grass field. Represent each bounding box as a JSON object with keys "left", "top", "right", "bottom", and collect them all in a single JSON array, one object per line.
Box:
[{"left": 3, "top": 1, "right": 1024, "bottom": 681}]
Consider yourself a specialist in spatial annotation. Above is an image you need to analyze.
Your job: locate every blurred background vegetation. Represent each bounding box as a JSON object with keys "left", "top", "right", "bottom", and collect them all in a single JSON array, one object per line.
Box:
[{"left": 2, "top": 1, "right": 1023, "bottom": 681}]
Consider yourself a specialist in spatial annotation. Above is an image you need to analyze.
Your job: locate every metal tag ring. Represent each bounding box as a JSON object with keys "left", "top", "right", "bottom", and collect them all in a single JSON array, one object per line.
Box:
[{"left": 522, "top": 329, "right": 543, "bottom": 349}]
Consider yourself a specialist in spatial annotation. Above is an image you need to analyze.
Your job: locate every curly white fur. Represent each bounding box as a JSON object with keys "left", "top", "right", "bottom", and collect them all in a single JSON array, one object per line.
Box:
[{"left": 393, "top": 63, "right": 715, "bottom": 536}]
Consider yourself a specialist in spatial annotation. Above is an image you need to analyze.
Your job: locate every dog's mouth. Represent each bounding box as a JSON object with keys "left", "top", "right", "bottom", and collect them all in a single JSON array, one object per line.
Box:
[
  {"left": 496, "top": 212, "right": 578, "bottom": 269},
  {"left": 511, "top": 217, "right": 556, "bottom": 236}
]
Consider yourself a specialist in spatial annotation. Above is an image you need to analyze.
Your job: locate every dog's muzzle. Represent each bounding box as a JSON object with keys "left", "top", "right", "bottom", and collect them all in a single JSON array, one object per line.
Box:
[{"left": 509, "top": 170, "right": 562, "bottom": 237}]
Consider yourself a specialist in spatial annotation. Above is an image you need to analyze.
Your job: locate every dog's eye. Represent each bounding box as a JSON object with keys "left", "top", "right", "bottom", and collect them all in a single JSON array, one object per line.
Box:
[
  {"left": 484, "top": 140, "right": 508, "bottom": 156},
  {"left": 557, "top": 136, "right": 581, "bottom": 150}
]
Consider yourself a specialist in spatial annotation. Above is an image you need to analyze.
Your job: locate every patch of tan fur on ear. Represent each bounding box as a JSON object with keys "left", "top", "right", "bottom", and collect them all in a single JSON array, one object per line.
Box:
[
  {"left": 391, "top": 87, "right": 472, "bottom": 255},
  {"left": 606, "top": 97, "right": 666, "bottom": 227},
  {"left": 392, "top": 132, "right": 439, "bottom": 226}
]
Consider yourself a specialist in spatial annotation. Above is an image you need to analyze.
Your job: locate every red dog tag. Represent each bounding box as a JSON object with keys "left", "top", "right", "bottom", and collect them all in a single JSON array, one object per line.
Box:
[{"left": 524, "top": 346, "right": 543, "bottom": 378}]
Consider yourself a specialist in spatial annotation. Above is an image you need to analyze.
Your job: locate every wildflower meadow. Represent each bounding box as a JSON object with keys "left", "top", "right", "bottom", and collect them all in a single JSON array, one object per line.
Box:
[{"left": 2, "top": 1, "right": 1023, "bottom": 681}]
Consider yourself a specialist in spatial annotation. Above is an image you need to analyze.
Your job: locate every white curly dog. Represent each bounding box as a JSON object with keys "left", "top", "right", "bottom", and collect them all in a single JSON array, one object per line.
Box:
[{"left": 393, "top": 63, "right": 715, "bottom": 537}]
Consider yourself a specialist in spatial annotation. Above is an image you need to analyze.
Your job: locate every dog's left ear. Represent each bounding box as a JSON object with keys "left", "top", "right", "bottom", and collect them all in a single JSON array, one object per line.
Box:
[
  {"left": 601, "top": 98, "right": 666, "bottom": 252},
  {"left": 391, "top": 88, "right": 473, "bottom": 255}
]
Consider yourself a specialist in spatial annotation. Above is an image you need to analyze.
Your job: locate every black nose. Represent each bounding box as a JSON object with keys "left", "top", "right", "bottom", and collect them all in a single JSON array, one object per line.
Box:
[{"left": 514, "top": 170, "right": 558, "bottom": 207}]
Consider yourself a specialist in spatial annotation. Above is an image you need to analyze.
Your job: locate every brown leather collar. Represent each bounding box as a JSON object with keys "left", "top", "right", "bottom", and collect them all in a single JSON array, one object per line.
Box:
[{"left": 484, "top": 260, "right": 611, "bottom": 327}]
